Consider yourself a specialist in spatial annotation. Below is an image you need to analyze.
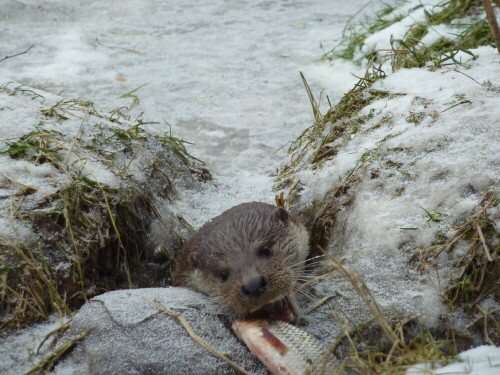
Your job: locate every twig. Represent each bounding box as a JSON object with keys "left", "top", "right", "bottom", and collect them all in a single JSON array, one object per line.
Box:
[
  {"left": 95, "top": 40, "right": 142, "bottom": 55},
  {"left": 144, "top": 298, "right": 252, "bottom": 375},
  {"left": 342, "top": 1, "right": 373, "bottom": 37},
  {"left": 64, "top": 107, "right": 89, "bottom": 167},
  {"left": 452, "top": 69, "right": 483, "bottom": 86},
  {"left": 483, "top": 0, "right": 500, "bottom": 52},
  {"left": 23, "top": 329, "right": 90, "bottom": 375},
  {"left": 0, "top": 45, "right": 33, "bottom": 63},
  {"left": 475, "top": 221, "right": 493, "bottom": 261},
  {"left": 305, "top": 295, "right": 336, "bottom": 314}
]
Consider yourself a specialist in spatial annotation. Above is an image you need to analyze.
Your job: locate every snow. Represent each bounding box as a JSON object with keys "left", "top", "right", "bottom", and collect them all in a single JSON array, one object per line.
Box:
[
  {"left": 294, "top": 47, "right": 499, "bottom": 338},
  {"left": 0, "top": 316, "right": 70, "bottom": 375},
  {"left": 407, "top": 345, "right": 500, "bottom": 375},
  {"left": 1, "top": 0, "right": 499, "bottom": 373},
  {"left": 361, "top": 0, "right": 444, "bottom": 55},
  {"left": 421, "top": 23, "right": 459, "bottom": 47},
  {"left": 0, "top": 0, "right": 380, "bottom": 227}
]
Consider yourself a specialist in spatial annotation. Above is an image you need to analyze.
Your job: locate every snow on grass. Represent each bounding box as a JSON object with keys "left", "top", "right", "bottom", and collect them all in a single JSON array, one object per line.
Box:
[
  {"left": 356, "top": 0, "right": 444, "bottom": 55},
  {"left": 407, "top": 345, "right": 500, "bottom": 375},
  {"left": 291, "top": 44, "right": 499, "bottom": 365},
  {"left": 421, "top": 23, "right": 460, "bottom": 47}
]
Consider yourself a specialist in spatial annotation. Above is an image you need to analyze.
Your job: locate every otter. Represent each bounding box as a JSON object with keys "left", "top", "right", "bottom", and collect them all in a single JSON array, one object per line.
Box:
[{"left": 173, "top": 202, "right": 309, "bottom": 319}]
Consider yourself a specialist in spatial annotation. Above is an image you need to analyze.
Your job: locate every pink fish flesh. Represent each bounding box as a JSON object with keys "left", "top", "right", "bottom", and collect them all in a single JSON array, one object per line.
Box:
[{"left": 233, "top": 319, "right": 334, "bottom": 375}]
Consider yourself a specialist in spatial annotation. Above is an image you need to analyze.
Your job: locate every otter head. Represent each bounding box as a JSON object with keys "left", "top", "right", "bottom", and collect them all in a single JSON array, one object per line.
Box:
[{"left": 173, "top": 202, "right": 309, "bottom": 318}]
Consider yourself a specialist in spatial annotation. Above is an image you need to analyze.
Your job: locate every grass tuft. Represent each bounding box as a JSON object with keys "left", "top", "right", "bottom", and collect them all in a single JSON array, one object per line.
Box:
[{"left": 0, "top": 92, "right": 208, "bottom": 333}]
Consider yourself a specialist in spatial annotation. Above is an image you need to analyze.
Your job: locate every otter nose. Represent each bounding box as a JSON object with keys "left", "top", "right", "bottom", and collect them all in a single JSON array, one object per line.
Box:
[{"left": 241, "top": 276, "right": 268, "bottom": 298}]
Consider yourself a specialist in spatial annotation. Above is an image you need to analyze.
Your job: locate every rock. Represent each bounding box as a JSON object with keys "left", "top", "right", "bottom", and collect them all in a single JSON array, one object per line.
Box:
[{"left": 52, "top": 288, "right": 265, "bottom": 375}]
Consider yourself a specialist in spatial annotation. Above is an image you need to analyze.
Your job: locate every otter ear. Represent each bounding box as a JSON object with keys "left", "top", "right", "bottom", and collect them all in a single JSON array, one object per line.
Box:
[{"left": 273, "top": 206, "right": 289, "bottom": 223}]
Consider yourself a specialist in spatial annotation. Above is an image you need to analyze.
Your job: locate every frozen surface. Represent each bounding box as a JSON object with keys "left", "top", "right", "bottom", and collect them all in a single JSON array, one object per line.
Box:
[
  {"left": 0, "top": 0, "right": 379, "bottom": 229},
  {"left": 1, "top": 288, "right": 266, "bottom": 375}
]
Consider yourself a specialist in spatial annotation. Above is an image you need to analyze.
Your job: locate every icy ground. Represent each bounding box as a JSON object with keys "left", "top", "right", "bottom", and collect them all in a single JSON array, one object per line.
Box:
[{"left": 0, "top": 0, "right": 375, "bottom": 227}]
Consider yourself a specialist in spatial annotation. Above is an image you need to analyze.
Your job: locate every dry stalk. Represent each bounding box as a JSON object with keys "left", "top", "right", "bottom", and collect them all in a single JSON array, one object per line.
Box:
[
  {"left": 476, "top": 305, "right": 495, "bottom": 346},
  {"left": 275, "top": 191, "right": 286, "bottom": 208},
  {"left": 300, "top": 72, "right": 323, "bottom": 123},
  {"left": 36, "top": 320, "right": 72, "bottom": 355},
  {"left": 291, "top": 269, "right": 338, "bottom": 297},
  {"left": 144, "top": 298, "right": 252, "bottom": 375},
  {"left": 305, "top": 295, "right": 336, "bottom": 314},
  {"left": 325, "top": 254, "right": 403, "bottom": 348},
  {"left": 64, "top": 106, "right": 89, "bottom": 167},
  {"left": 23, "top": 329, "right": 90, "bottom": 375},
  {"left": 122, "top": 144, "right": 142, "bottom": 176},
  {"left": 475, "top": 221, "right": 493, "bottom": 261},
  {"left": 483, "top": 0, "right": 500, "bottom": 52}
]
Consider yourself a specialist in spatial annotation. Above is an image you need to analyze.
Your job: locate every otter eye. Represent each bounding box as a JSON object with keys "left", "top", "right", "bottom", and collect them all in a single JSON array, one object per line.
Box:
[
  {"left": 220, "top": 270, "right": 229, "bottom": 282},
  {"left": 258, "top": 246, "right": 272, "bottom": 258}
]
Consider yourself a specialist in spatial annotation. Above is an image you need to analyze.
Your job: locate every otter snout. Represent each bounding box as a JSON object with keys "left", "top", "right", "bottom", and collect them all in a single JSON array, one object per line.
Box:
[{"left": 241, "top": 276, "right": 268, "bottom": 298}]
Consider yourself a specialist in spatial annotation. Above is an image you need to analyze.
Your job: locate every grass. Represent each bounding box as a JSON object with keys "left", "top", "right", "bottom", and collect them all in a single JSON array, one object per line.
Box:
[
  {"left": 319, "top": 215, "right": 498, "bottom": 375},
  {"left": 0, "top": 88, "right": 209, "bottom": 333},
  {"left": 275, "top": 59, "right": 389, "bottom": 193},
  {"left": 332, "top": 4, "right": 405, "bottom": 61},
  {"left": 413, "top": 192, "right": 499, "bottom": 313},
  {"left": 328, "top": 0, "right": 494, "bottom": 69}
]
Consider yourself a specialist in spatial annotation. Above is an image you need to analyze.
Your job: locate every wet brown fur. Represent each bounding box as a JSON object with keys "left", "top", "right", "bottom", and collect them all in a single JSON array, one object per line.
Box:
[{"left": 173, "top": 202, "right": 309, "bottom": 315}]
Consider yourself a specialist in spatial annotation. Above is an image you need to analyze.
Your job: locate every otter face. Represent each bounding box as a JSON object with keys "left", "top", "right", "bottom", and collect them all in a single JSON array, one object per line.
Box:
[
  {"left": 216, "top": 239, "right": 296, "bottom": 314},
  {"left": 173, "top": 202, "right": 309, "bottom": 317}
]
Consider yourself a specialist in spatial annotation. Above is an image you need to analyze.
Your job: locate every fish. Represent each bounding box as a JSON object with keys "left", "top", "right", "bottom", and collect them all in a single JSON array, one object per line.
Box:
[{"left": 232, "top": 318, "right": 335, "bottom": 375}]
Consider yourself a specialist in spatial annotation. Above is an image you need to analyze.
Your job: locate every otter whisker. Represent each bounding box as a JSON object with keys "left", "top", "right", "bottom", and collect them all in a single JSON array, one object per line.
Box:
[
  {"left": 294, "top": 288, "right": 316, "bottom": 301},
  {"left": 173, "top": 202, "right": 311, "bottom": 318},
  {"left": 288, "top": 256, "right": 328, "bottom": 270},
  {"left": 291, "top": 255, "right": 326, "bottom": 266}
]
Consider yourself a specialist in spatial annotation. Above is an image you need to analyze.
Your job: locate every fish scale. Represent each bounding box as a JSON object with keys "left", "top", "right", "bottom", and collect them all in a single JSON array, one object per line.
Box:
[{"left": 233, "top": 319, "right": 335, "bottom": 375}]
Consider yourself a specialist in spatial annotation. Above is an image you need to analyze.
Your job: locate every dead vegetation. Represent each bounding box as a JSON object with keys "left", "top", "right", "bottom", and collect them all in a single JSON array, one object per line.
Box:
[
  {"left": 0, "top": 86, "right": 209, "bottom": 333},
  {"left": 415, "top": 192, "right": 499, "bottom": 314},
  {"left": 318, "top": 192, "right": 499, "bottom": 374}
]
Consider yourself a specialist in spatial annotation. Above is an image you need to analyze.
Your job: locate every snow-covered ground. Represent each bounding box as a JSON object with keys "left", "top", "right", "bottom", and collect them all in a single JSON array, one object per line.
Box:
[
  {"left": 0, "top": 0, "right": 376, "bottom": 228},
  {"left": 288, "top": 45, "right": 500, "bottom": 351},
  {"left": 1, "top": 0, "right": 499, "bottom": 374}
]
